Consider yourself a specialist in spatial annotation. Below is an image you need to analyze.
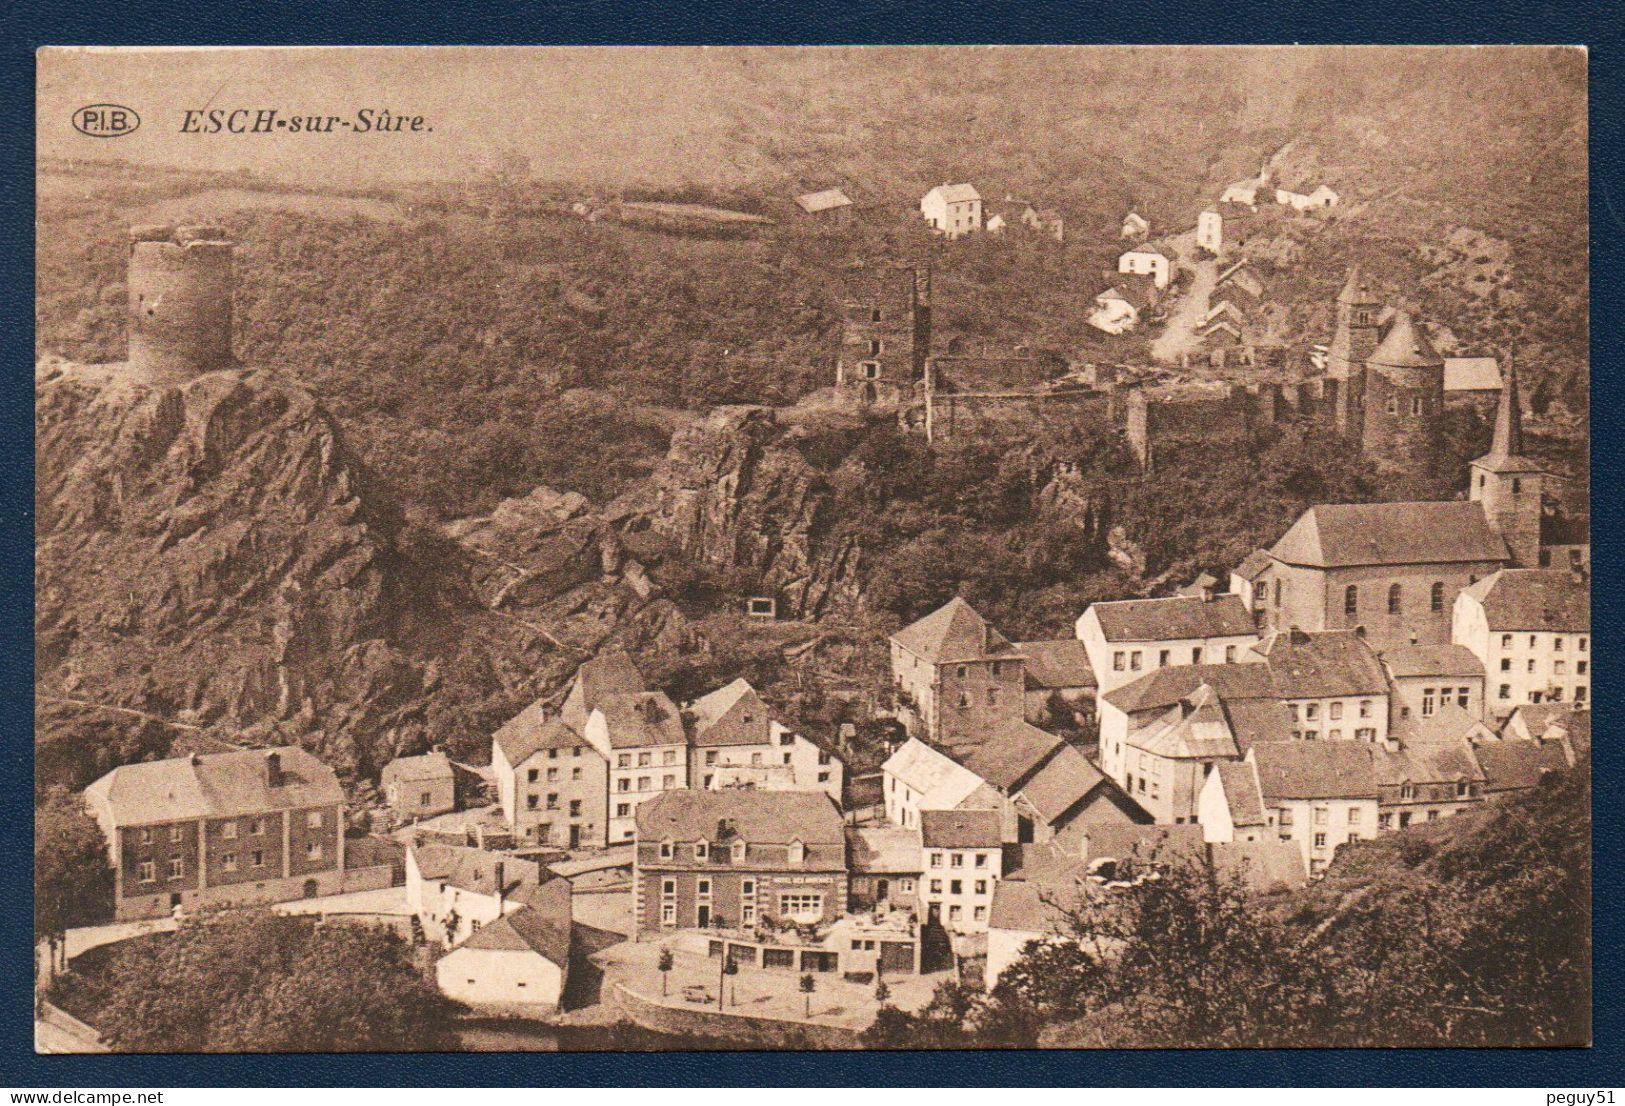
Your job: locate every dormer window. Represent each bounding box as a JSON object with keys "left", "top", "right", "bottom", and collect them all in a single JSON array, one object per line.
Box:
[
  {"left": 694, "top": 839, "right": 708, "bottom": 859},
  {"left": 731, "top": 840, "right": 747, "bottom": 862},
  {"left": 787, "top": 839, "right": 805, "bottom": 865},
  {"left": 659, "top": 839, "right": 674, "bottom": 859}
]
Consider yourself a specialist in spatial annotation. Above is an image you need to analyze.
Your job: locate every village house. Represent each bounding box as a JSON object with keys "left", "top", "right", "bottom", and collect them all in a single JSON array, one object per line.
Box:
[
  {"left": 1373, "top": 732, "right": 1486, "bottom": 831},
  {"left": 631, "top": 789, "right": 847, "bottom": 935},
  {"left": 794, "top": 188, "right": 853, "bottom": 219},
  {"left": 919, "top": 809, "right": 1003, "bottom": 933},
  {"left": 1118, "top": 246, "right": 1172, "bottom": 289},
  {"left": 986, "top": 851, "right": 1089, "bottom": 985},
  {"left": 1076, "top": 593, "right": 1262, "bottom": 698},
  {"left": 1197, "top": 759, "right": 1270, "bottom": 844},
  {"left": 84, "top": 747, "right": 346, "bottom": 922},
  {"left": 1010, "top": 744, "right": 1146, "bottom": 850},
  {"left": 1500, "top": 702, "right": 1590, "bottom": 751},
  {"left": 433, "top": 875, "right": 574, "bottom": 1012},
  {"left": 882, "top": 736, "right": 998, "bottom": 833},
  {"left": 1089, "top": 283, "right": 1150, "bottom": 335},
  {"left": 405, "top": 842, "right": 544, "bottom": 947},
  {"left": 1443, "top": 357, "right": 1503, "bottom": 407},
  {"left": 380, "top": 749, "right": 457, "bottom": 821},
  {"left": 1249, "top": 741, "right": 1380, "bottom": 874},
  {"left": 920, "top": 183, "right": 983, "bottom": 239},
  {"left": 1219, "top": 173, "right": 1267, "bottom": 207},
  {"left": 1215, "top": 202, "right": 1262, "bottom": 251},
  {"left": 490, "top": 699, "right": 609, "bottom": 850},
  {"left": 1377, "top": 644, "right": 1487, "bottom": 729},
  {"left": 845, "top": 825, "right": 922, "bottom": 913},
  {"left": 1253, "top": 628, "right": 1392, "bottom": 744},
  {"left": 1274, "top": 183, "right": 1339, "bottom": 211},
  {"left": 1215, "top": 258, "right": 1265, "bottom": 301},
  {"left": 1453, "top": 569, "right": 1590, "bottom": 713},
  {"left": 985, "top": 197, "right": 1061, "bottom": 240},
  {"left": 684, "top": 678, "right": 844, "bottom": 801},
  {"left": 890, "top": 597, "right": 1026, "bottom": 751},
  {"left": 596, "top": 691, "right": 689, "bottom": 844},
  {"left": 1471, "top": 730, "right": 1575, "bottom": 798},
  {"left": 1196, "top": 210, "right": 1223, "bottom": 253},
  {"left": 1014, "top": 637, "right": 1097, "bottom": 724}
]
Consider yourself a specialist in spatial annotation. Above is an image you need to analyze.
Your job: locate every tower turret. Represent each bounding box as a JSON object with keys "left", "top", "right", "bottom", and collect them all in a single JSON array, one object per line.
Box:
[
  {"left": 1326, "top": 266, "right": 1381, "bottom": 436},
  {"left": 835, "top": 263, "right": 931, "bottom": 406},
  {"left": 127, "top": 223, "right": 235, "bottom": 384},
  {"left": 1360, "top": 308, "right": 1444, "bottom": 477},
  {"left": 1470, "top": 356, "right": 1545, "bottom": 567}
]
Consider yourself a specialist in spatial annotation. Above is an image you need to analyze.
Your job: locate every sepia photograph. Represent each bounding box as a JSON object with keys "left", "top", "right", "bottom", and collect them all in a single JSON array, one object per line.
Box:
[{"left": 33, "top": 44, "right": 1589, "bottom": 1055}]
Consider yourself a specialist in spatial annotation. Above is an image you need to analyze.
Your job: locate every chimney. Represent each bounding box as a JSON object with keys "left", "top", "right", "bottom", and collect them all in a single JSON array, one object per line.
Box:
[
  {"left": 265, "top": 750, "right": 284, "bottom": 788},
  {"left": 495, "top": 861, "right": 506, "bottom": 909}
]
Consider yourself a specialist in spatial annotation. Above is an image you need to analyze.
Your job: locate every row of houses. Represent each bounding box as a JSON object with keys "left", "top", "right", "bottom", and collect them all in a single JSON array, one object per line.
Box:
[{"left": 919, "top": 183, "right": 1065, "bottom": 242}]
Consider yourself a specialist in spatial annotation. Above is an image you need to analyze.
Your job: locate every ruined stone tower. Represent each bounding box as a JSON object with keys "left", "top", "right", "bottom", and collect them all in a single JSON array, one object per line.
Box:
[
  {"left": 1360, "top": 308, "right": 1444, "bottom": 477},
  {"left": 1326, "top": 265, "right": 1380, "bottom": 437},
  {"left": 834, "top": 263, "right": 931, "bottom": 406},
  {"left": 1470, "top": 357, "right": 1545, "bottom": 567},
  {"left": 127, "top": 224, "right": 235, "bottom": 383}
]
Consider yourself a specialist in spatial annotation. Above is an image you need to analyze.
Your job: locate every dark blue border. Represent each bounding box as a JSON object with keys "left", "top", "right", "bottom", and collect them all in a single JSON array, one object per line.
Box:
[{"left": 7, "top": 0, "right": 1621, "bottom": 1087}]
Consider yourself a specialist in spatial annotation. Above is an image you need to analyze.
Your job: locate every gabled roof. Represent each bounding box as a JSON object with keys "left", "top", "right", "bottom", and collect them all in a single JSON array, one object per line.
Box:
[
  {"left": 1015, "top": 744, "right": 1108, "bottom": 825},
  {"left": 634, "top": 789, "right": 844, "bottom": 847},
  {"left": 921, "top": 807, "right": 1002, "bottom": 849},
  {"left": 1268, "top": 501, "right": 1509, "bottom": 568},
  {"left": 1375, "top": 733, "right": 1485, "bottom": 787},
  {"left": 1121, "top": 245, "right": 1169, "bottom": 261},
  {"left": 1368, "top": 310, "right": 1442, "bottom": 369},
  {"left": 1016, "top": 639, "right": 1096, "bottom": 691},
  {"left": 1233, "top": 549, "right": 1272, "bottom": 581},
  {"left": 1083, "top": 823, "right": 1205, "bottom": 864},
  {"left": 453, "top": 879, "right": 573, "bottom": 966},
  {"left": 1473, "top": 739, "right": 1571, "bottom": 793},
  {"left": 412, "top": 843, "right": 542, "bottom": 898},
  {"left": 381, "top": 750, "right": 454, "bottom": 784},
  {"left": 597, "top": 691, "right": 686, "bottom": 749},
  {"left": 1220, "top": 699, "right": 1298, "bottom": 749},
  {"left": 957, "top": 718, "right": 1065, "bottom": 792},
  {"left": 1391, "top": 704, "right": 1497, "bottom": 746},
  {"left": 795, "top": 188, "right": 852, "bottom": 213},
  {"left": 1251, "top": 741, "right": 1378, "bottom": 802},
  {"left": 846, "top": 826, "right": 923, "bottom": 874},
  {"left": 1128, "top": 685, "right": 1241, "bottom": 761},
  {"left": 1088, "top": 594, "right": 1255, "bottom": 643},
  {"left": 1211, "top": 840, "right": 1308, "bottom": 893},
  {"left": 989, "top": 855, "right": 1090, "bottom": 933},
  {"left": 492, "top": 701, "right": 583, "bottom": 766},
  {"left": 1443, "top": 357, "right": 1502, "bottom": 393},
  {"left": 1460, "top": 569, "right": 1589, "bottom": 632},
  {"left": 560, "top": 650, "right": 646, "bottom": 731},
  {"left": 85, "top": 747, "right": 343, "bottom": 828},
  {"left": 1104, "top": 662, "right": 1275, "bottom": 715},
  {"left": 1379, "top": 644, "right": 1486, "bottom": 680},
  {"left": 883, "top": 738, "right": 987, "bottom": 810},
  {"left": 1213, "top": 761, "right": 1267, "bottom": 827},
  {"left": 1504, "top": 703, "right": 1591, "bottom": 748},
  {"left": 891, "top": 597, "right": 1017, "bottom": 664},
  {"left": 925, "top": 183, "right": 981, "bottom": 204},
  {"left": 685, "top": 678, "right": 773, "bottom": 748},
  {"left": 1253, "top": 629, "right": 1388, "bottom": 698}
]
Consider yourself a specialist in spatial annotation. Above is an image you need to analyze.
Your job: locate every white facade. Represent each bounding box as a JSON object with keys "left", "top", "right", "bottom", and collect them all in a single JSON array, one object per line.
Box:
[
  {"left": 1275, "top": 185, "right": 1339, "bottom": 211},
  {"left": 921, "top": 184, "right": 983, "bottom": 239},
  {"left": 1453, "top": 594, "right": 1590, "bottom": 714},
  {"left": 1120, "top": 212, "right": 1149, "bottom": 239},
  {"left": 881, "top": 738, "right": 986, "bottom": 831},
  {"left": 602, "top": 739, "right": 690, "bottom": 844},
  {"left": 406, "top": 849, "right": 519, "bottom": 948},
  {"left": 1282, "top": 694, "right": 1388, "bottom": 744},
  {"left": 1196, "top": 210, "right": 1222, "bottom": 253},
  {"left": 435, "top": 944, "right": 564, "bottom": 1010},
  {"left": 1089, "top": 293, "right": 1138, "bottom": 335},
  {"left": 691, "top": 721, "right": 843, "bottom": 803},
  {"left": 1075, "top": 604, "right": 1262, "bottom": 697},
  {"left": 920, "top": 845, "right": 1000, "bottom": 933},
  {"left": 1269, "top": 797, "right": 1377, "bottom": 875},
  {"left": 1118, "top": 248, "right": 1171, "bottom": 289}
]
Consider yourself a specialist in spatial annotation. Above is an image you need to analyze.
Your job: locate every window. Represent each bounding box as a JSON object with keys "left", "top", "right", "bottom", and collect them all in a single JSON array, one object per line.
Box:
[
  {"left": 222, "top": 852, "right": 238, "bottom": 872},
  {"left": 1388, "top": 584, "right": 1401, "bottom": 615},
  {"left": 569, "top": 799, "right": 582, "bottom": 816},
  {"left": 662, "top": 774, "right": 676, "bottom": 789},
  {"left": 168, "top": 858, "right": 183, "bottom": 880},
  {"left": 1455, "top": 780, "right": 1469, "bottom": 798},
  {"left": 1345, "top": 586, "right": 1358, "bottom": 616},
  {"left": 1158, "top": 650, "right": 1170, "bottom": 666},
  {"left": 1329, "top": 728, "right": 1342, "bottom": 740},
  {"left": 930, "top": 852, "right": 943, "bottom": 868},
  {"left": 1254, "top": 581, "right": 1268, "bottom": 604},
  {"left": 1288, "top": 703, "right": 1299, "bottom": 721},
  {"left": 547, "top": 793, "right": 559, "bottom": 810},
  {"left": 616, "top": 803, "right": 631, "bottom": 817},
  {"left": 1501, "top": 634, "right": 1513, "bottom": 649},
  {"left": 779, "top": 732, "right": 794, "bottom": 747},
  {"left": 974, "top": 880, "right": 987, "bottom": 895},
  {"left": 1400, "top": 783, "right": 1415, "bottom": 800},
  {"left": 1499, "top": 684, "right": 1511, "bottom": 700},
  {"left": 1554, "top": 660, "right": 1566, "bottom": 676},
  {"left": 138, "top": 861, "right": 156, "bottom": 884},
  {"left": 1580, "top": 637, "right": 1588, "bottom": 652},
  {"left": 638, "top": 753, "right": 651, "bottom": 768},
  {"left": 779, "top": 893, "right": 822, "bottom": 916},
  {"left": 1278, "top": 809, "right": 1294, "bottom": 827},
  {"left": 1578, "top": 661, "right": 1588, "bottom": 675},
  {"left": 1527, "top": 660, "right": 1537, "bottom": 673},
  {"left": 222, "top": 821, "right": 238, "bottom": 840},
  {"left": 949, "top": 880, "right": 963, "bottom": 895},
  {"left": 732, "top": 840, "right": 746, "bottom": 862},
  {"left": 974, "top": 853, "right": 988, "bottom": 868},
  {"left": 1304, "top": 730, "right": 1319, "bottom": 741},
  {"left": 1576, "top": 687, "right": 1588, "bottom": 703},
  {"left": 663, "top": 749, "right": 677, "bottom": 766},
  {"left": 742, "top": 879, "right": 757, "bottom": 924},
  {"left": 571, "top": 767, "right": 582, "bottom": 781},
  {"left": 1330, "top": 702, "right": 1343, "bottom": 721},
  {"left": 1305, "top": 703, "right": 1320, "bottom": 721},
  {"left": 251, "top": 849, "right": 265, "bottom": 868},
  {"left": 1529, "top": 635, "right": 1539, "bottom": 649},
  {"left": 527, "top": 767, "right": 540, "bottom": 783},
  {"left": 899, "top": 879, "right": 914, "bottom": 893},
  {"left": 705, "top": 750, "right": 718, "bottom": 765},
  {"left": 1410, "top": 396, "right": 1423, "bottom": 417},
  {"left": 948, "top": 905, "right": 962, "bottom": 922},
  {"left": 659, "top": 840, "right": 673, "bottom": 859},
  {"left": 1113, "top": 652, "right": 1125, "bottom": 672},
  {"left": 306, "top": 841, "right": 323, "bottom": 861},
  {"left": 617, "top": 754, "right": 631, "bottom": 768},
  {"left": 1550, "top": 688, "right": 1565, "bottom": 702},
  {"left": 1501, "top": 658, "right": 1512, "bottom": 671},
  {"left": 1347, "top": 807, "right": 1361, "bottom": 824},
  {"left": 1130, "top": 651, "right": 1143, "bottom": 671},
  {"left": 951, "top": 853, "right": 964, "bottom": 868},
  {"left": 871, "top": 308, "right": 882, "bottom": 322},
  {"left": 1274, "top": 579, "right": 1282, "bottom": 607},
  {"left": 869, "top": 339, "right": 883, "bottom": 356},
  {"left": 697, "top": 878, "right": 711, "bottom": 897},
  {"left": 1553, "top": 637, "right": 1564, "bottom": 652},
  {"left": 420, "top": 791, "right": 432, "bottom": 807},
  {"left": 1191, "top": 647, "right": 1203, "bottom": 664},
  {"left": 1378, "top": 813, "right": 1392, "bottom": 831},
  {"left": 818, "top": 751, "right": 832, "bottom": 765},
  {"left": 548, "top": 748, "right": 558, "bottom": 760},
  {"left": 546, "top": 767, "right": 559, "bottom": 782},
  {"left": 169, "top": 825, "right": 183, "bottom": 843},
  {"left": 957, "top": 691, "right": 970, "bottom": 708},
  {"left": 1512, "top": 478, "right": 1522, "bottom": 495},
  {"left": 986, "top": 688, "right": 999, "bottom": 707},
  {"left": 637, "top": 777, "right": 650, "bottom": 790},
  {"left": 694, "top": 840, "right": 708, "bottom": 859},
  {"left": 1313, "top": 833, "right": 1327, "bottom": 849},
  {"left": 251, "top": 819, "right": 264, "bottom": 836},
  {"left": 1421, "top": 688, "right": 1436, "bottom": 717},
  {"left": 527, "top": 794, "right": 540, "bottom": 810},
  {"left": 956, "top": 665, "right": 968, "bottom": 679},
  {"left": 929, "top": 879, "right": 943, "bottom": 894},
  {"left": 1356, "top": 727, "right": 1376, "bottom": 741},
  {"left": 661, "top": 903, "right": 676, "bottom": 925},
  {"left": 1427, "top": 811, "right": 1440, "bottom": 822},
  {"left": 1313, "top": 808, "right": 1328, "bottom": 826},
  {"left": 1385, "top": 395, "right": 1398, "bottom": 415},
  {"left": 617, "top": 779, "right": 630, "bottom": 792},
  {"left": 1359, "top": 699, "right": 1372, "bottom": 718},
  {"left": 1347, "top": 832, "right": 1360, "bottom": 844},
  {"left": 1225, "top": 645, "right": 1236, "bottom": 663}
]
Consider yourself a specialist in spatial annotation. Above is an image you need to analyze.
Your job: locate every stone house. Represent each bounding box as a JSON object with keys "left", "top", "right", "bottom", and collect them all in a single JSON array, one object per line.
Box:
[
  {"left": 1377, "top": 644, "right": 1487, "bottom": 730},
  {"left": 920, "top": 183, "right": 983, "bottom": 239},
  {"left": 919, "top": 809, "right": 1002, "bottom": 933},
  {"left": 434, "top": 876, "right": 574, "bottom": 1012},
  {"left": 684, "top": 677, "right": 843, "bottom": 803},
  {"left": 1118, "top": 246, "right": 1172, "bottom": 289},
  {"left": 1076, "top": 593, "right": 1261, "bottom": 698},
  {"left": 1249, "top": 742, "right": 1380, "bottom": 875},
  {"left": 1454, "top": 569, "right": 1590, "bottom": 715},
  {"left": 491, "top": 700, "right": 608, "bottom": 850},
  {"left": 890, "top": 597, "right": 1026, "bottom": 752}
]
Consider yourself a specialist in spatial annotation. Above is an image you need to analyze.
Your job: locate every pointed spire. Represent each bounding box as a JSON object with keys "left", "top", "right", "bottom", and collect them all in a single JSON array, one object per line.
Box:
[
  {"left": 1488, "top": 351, "right": 1523, "bottom": 458},
  {"left": 1368, "top": 308, "right": 1441, "bottom": 368},
  {"left": 1337, "top": 265, "right": 1378, "bottom": 306}
]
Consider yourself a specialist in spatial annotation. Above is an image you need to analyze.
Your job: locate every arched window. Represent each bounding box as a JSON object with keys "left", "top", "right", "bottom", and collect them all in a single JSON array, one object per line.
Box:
[
  {"left": 1344, "top": 585, "right": 1358, "bottom": 617},
  {"left": 1430, "top": 582, "right": 1445, "bottom": 612},
  {"left": 1388, "top": 583, "right": 1402, "bottom": 615}
]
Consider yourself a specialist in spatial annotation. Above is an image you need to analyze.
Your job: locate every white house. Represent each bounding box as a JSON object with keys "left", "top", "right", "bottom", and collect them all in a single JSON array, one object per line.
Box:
[
  {"left": 881, "top": 737, "right": 994, "bottom": 831},
  {"left": 406, "top": 843, "right": 544, "bottom": 947},
  {"left": 918, "top": 809, "right": 1002, "bottom": 933},
  {"left": 685, "top": 677, "right": 843, "bottom": 802},
  {"left": 921, "top": 183, "right": 982, "bottom": 239},
  {"left": 1453, "top": 569, "right": 1590, "bottom": 714},
  {"left": 1219, "top": 177, "right": 1266, "bottom": 207},
  {"left": 1250, "top": 742, "right": 1380, "bottom": 875},
  {"left": 1275, "top": 184, "right": 1339, "bottom": 212},
  {"left": 1089, "top": 285, "right": 1147, "bottom": 335},
  {"left": 1076, "top": 594, "right": 1261, "bottom": 697},
  {"left": 1118, "top": 247, "right": 1171, "bottom": 289},
  {"left": 1196, "top": 210, "right": 1223, "bottom": 253},
  {"left": 433, "top": 877, "right": 573, "bottom": 1011}
]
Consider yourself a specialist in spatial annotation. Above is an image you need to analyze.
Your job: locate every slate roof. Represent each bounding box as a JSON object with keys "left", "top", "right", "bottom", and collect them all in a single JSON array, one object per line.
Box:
[
  {"left": 1089, "top": 594, "right": 1255, "bottom": 642},
  {"left": 1016, "top": 638, "right": 1097, "bottom": 691},
  {"left": 882, "top": 738, "right": 986, "bottom": 810},
  {"left": 1506, "top": 703, "right": 1591, "bottom": 748},
  {"left": 1128, "top": 686, "right": 1241, "bottom": 760},
  {"left": 1473, "top": 360, "right": 1542, "bottom": 474},
  {"left": 1221, "top": 699, "right": 1299, "bottom": 748},
  {"left": 1443, "top": 357, "right": 1502, "bottom": 392},
  {"left": 685, "top": 678, "right": 773, "bottom": 748},
  {"left": 1337, "top": 265, "right": 1379, "bottom": 306},
  {"left": 597, "top": 691, "right": 686, "bottom": 749},
  {"left": 1460, "top": 569, "right": 1589, "bottom": 632},
  {"left": 560, "top": 650, "right": 646, "bottom": 731},
  {"left": 1015, "top": 744, "right": 1108, "bottom": 824},
  {"left": 891, "top": 597, "right": 1018, "bottom": 664},
  {"left": 1121, "top": 245, "right": 1170, "bottom": 261},
  {"left": 1375, "top": 734, "right": 1485, "bottom": 787},
  {"left": 921, "top": 808, "right": 1003, "bottom": 849},
  {"left": 957, "top": 718, "right": 1064, "bottom": 791},
  {"left": 1254, "top": 629, "right": 1388, "bottom": 697},
  {"left": 493, "top": 702, "right": 582, "bottom": 766},
  {"left": 1210, "top": 840, "right": 1308, "bottom": 893},
  {"left": 85, "top": 747, "right": 343, "bottom": 828},
  {"left": 989, "top": 856, "right": 1090, "bottom": 933},
  {"left": 454, "top": 878, "right": 573, "bottom": 966},
  {"left": 926, "top": 183, "right": 981, "bottom": 204},
  {"left": 413, "top": 843, "right": 542, "bottom": 898},
  {"left": 1251, "top": 741, "right": 1379, "bottom": 801},
  {"left": 1369, "top": 310, "right": 1442, "bottom": 369},
  {"left": 846, "top": 826, "right": 923, "bottom": 874},
  {"left": 1473, "top": 739, "right": 1571, "bottom": 793},
  {"left": 381, "top": 750, "right": 454, "bottom": 784},
  {"left": 1391, "top": 704, "right": 1495, "bottom": 746},
  {"left": 634, "top": 789, "right": 844, "bottom": 846},
  {"left": 1104, "top": 663, "right": 1276, "bottom": 715},
  {"left": 795, "top": 188, "right": 852, "bottom": 213},
  {"left": 1233, "top": 549, "right": 1273, "bottom": 581},
  {"left": 1268, "top": 501, "right": 1509, "bottom": 568},
  {"left": 1083, "top": 823, "right": 1206, "bottom": 863},
  {"left": 1214, "top": 761, "right": 1268, "bottom": 827},
  {"left": 1379, "top": 644, "right": 1487, "bottom": 680}
]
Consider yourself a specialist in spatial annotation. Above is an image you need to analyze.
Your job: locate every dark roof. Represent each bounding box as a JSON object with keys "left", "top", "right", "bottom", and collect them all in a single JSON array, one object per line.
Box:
[
  {"left": 891, "top": 597, "right": 1017, "bottom": 664},
  {"left": 1268, "top": 501, "right": 1509, "bottom": 568},
  {"left": 86, "top": 746, "right": 343, "bottom": 827},
  {"left": 1337, "top": 265, "right": 1379, "bottom": 306},
  {"left": 1083, "top": 823, "right": 1205, "bottom": 863},
  {"left": 1016, "top": 744, "right": 1107, "bottom": 824},
  {"left": 1473, "top": 359, "right": 1542, "bottom": 474},
  {"left": 1016, "top": 638, "right": 1097, "bottom": 691},
  {"left": 1214, "top": 761, "right": 1267, "bottom": 826},
  {"left": 685, "top": 678, "right": 773, "bottom": 748},
  {"left": 1254, "top": 629, "right": 1388, "bottom": 697},
  {"left": 560, "top": 650, "right": 646, "bottom": 731},
  {"left": 597, "top": 691, "right": 686, "bottom": 748},
  {"left": 1460, "top": 569, "right": 1589, "bottom": 632},
  {"left": 413, "top": 844, "right": 542, "bottom": 898},
  {"left": 989, "top": 855, "right": 1090, "bottom": 932},
  {"left": 1379, "top": 644, "right": 1487, "bottom": 679},
  {"left": 1233, "top": 549, "right": 1273, "bottom": 581},
  {"left": 1104, "top": 662, "right": 1275, "bottom": 715},
  {"left": 1128, "top": 686, "right": 1242, "bottom": 760},
  {"left": 1507, "top": 704, "right": 1591, "bottom": 748},
  {"left": 381, "top": 750, "right": 454, "bottom": 784},
  {"left": 455, "top": 879, "right": 573, "bottom": 965},
  {"left": 956, "top": 718, "right": 1064, "bottom": 791},
  {"left": 1089, "top": 594, "right": 1255, "bottom": 642},
  {"left": 1391, "top": 704, "right": 1495, "bottom": 746},
  {"left": 1368, "top": 310, "right": 1441, "bottom": 369},
  {"left": 1211, "top": 841, "right": 1307, "bottom": 893},
  {"left": 921, "top": 808, "right": 1003, "bottom": 849},
  {"left": 1376, "top": 735, "right": 1485, "bottom": 787},
  {"left": 1251, "top": 741, "right": 1379, "bottom": 801},
  {"left": 846, "top": 826, "right": 923, "bottom": 874},
  {"left": 1473, "top": 739, "right": 1571, "bottom": 793},
  {"left": 1221, "top": 699, "right": 1298, "bottom": 749},
  {"left": 492, "top": 702, "right": 582, "bottom": 766},
  {"left": 634, "top": 790, "right": 844, "bottom": 846}
]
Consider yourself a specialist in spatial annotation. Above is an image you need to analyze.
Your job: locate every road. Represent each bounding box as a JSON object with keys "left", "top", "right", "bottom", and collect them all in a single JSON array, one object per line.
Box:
[{"left": 1150, "top": 231, "right": 1218, "bottom": 364}]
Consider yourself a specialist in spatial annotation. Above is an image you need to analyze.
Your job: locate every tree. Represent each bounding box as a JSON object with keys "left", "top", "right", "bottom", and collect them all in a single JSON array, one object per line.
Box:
[
  {"left": 35, "top": 787, "right": 113, "bottom": 963},
  {"left": 657, "top": 947, "right": 674, "bottom": 996},
  {"left": 874, "top": 979, "right": 891, "bottom": 1005},
  {"left": 799, "top": 972, "right": 816, "bottom": 1018},
  {"left": 723, "top": 958, "right": 739, "bottom": 1008}
]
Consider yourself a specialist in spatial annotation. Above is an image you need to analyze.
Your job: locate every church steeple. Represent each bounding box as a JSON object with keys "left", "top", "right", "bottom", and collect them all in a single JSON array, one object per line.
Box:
[
  {"left": 1470, "top": 352, "right": 1545, "bottom": 567},
  {"left": 1483, "top": 354, "right": 1526, "bottom": 463}
]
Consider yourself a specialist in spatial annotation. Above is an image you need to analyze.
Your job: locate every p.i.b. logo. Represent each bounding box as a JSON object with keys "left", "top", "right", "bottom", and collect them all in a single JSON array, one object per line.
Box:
[{"left": 72, "top": 103, "right": 140, "bottom": 138}]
